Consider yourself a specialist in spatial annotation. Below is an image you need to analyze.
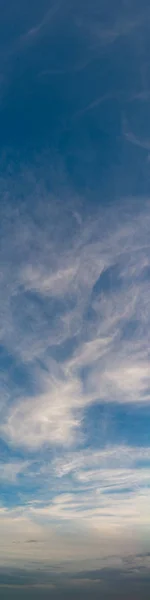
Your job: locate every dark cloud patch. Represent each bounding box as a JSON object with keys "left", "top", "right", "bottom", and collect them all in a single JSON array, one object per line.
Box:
[{"left": 0, "top": 560, "right": 150, "bottom": 599}]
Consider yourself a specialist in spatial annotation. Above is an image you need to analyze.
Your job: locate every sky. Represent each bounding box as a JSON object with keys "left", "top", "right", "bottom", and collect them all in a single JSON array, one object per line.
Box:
[{"left": 0, "top": 0, "right": 150, "bottom": 598}]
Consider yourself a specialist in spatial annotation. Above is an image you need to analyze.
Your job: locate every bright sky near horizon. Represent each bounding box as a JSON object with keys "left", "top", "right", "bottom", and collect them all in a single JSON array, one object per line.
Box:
[{"left": 0, "top": 1, "right": 150, "bottom": 598}]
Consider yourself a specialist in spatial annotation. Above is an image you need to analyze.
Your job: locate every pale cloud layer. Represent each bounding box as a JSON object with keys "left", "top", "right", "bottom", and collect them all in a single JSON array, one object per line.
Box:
[{"left": 0, "top": 475, "right": 150, "bottom": 572}]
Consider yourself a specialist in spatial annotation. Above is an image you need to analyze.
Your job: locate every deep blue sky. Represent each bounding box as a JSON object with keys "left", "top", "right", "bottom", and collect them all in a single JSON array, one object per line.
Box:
[{"left": 0, "top": 0, "right": 150, "bottom": 598}]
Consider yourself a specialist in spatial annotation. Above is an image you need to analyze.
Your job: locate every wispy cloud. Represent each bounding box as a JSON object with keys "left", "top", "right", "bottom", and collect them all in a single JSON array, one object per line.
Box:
[
  {"left": 76, "top": 3, "right": 150, "bottom": 49},
  {"left": 0, "top": 156, "right": 149, "bottom": 581},
  {"left": 123, "top": 118, "right": 150, "bottom": 151},
  {"left": 0, "top": 479, "right": 150, "bottom": 571},
  {"left": 53, "top": 445, "right": 150, "bottom": 476},
  {"left": 0, "top": 461, "right": 29, "bottom": 483},
  {"left": 0, "top": 181, "right": 150, "bottom": 451},
  {"left": 1, "top": 0, "right": 150, "bottom": 586},
  {"left": 20, "top": 1, "right": 62, "bottom": 47}
]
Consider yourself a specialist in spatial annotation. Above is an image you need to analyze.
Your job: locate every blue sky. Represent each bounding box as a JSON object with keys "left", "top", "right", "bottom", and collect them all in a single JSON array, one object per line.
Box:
[{"left": 0, "top": 0, "right": 150, "bottom": 597}]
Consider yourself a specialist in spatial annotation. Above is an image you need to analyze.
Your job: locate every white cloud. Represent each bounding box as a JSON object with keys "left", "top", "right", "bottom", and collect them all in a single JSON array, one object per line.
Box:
[
  {"left": 1, "top": 376, "right": 81, "bottom": 448},
  {"left": 53, "top": 445, "right": 150, "bottom": 477},
  {"left": 86, "top": 360, "right": 150, "bottom": 404},
  {"left": 28, "top": 486, "right": 150, "bottom": 533},
  {"left": 22, "top": 264, "right": 78, "bottom": 296},
  {"left": 123, "top": 118, "right": 150, "bottom": 151},
  {"left": 0, "top": 190, "right": 150, "bottom": 448},
  {"left": 0, "top": 461, "right": 29, "bottom": 483},
  {"left": 1, "top": 1, "right": 150, "bottom": 579},
  {"left": 20, "top": 1, "right": 61, "bottom": 46},
  {"left": 76, "top": 3, "right": 148, "bottom": 50},
  {"left": 0, "top": 494, "right": 149, "bottom": 571}
]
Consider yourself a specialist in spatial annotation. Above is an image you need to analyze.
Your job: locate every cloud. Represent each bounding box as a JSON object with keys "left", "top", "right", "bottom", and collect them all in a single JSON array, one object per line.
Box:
[
  {"left": 0, "top": 181, "right": 150, "bottom": 450},
  {"left": 19, "top": 1, "right": 62, "bottom": 47},
  {"left": 1, "top": 375, "right": 81, "bottom": 448},
  {"left": 0, "top": 461, "right": 29, "bottom": 483},
  {"left": 21, "top": 263, "right": 78, "bottom": 297},
  {"left": 0, "top": 506, "right": 142, "bottom": 568},
  {"left": 0, "top": 164, "right": 150, "bottom": 578},
  {"left": 53, "top": 445, "right": 150, "bottom": 477},
  {"left": 76, "top": 2, "right": 149, "bottom": 49},
  {"left": 0, "top": 484, "right": 150, "bottom": 573},
  {"left": 123, "top": 118, "right": 150, "bottom": 151},
  {"left": 1, "top": 442, "right": 150, "bottom": 572},
  {"left": 1, "top": 0, "right": 150, "bottom": 588}
]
